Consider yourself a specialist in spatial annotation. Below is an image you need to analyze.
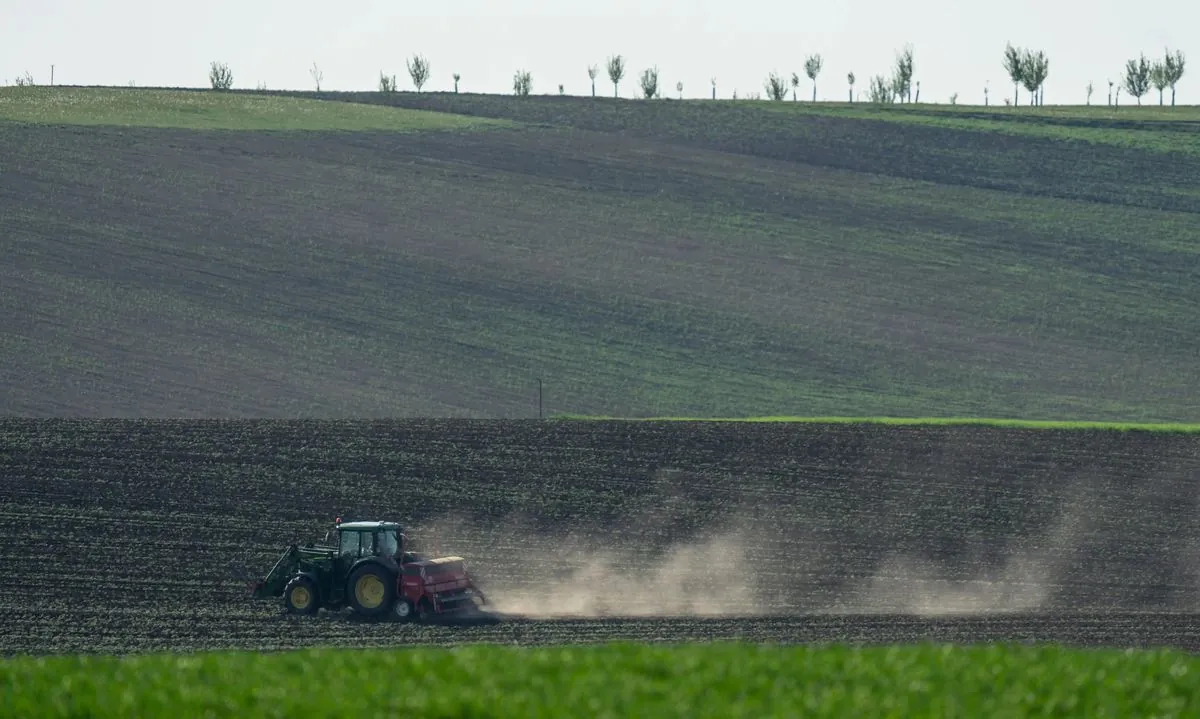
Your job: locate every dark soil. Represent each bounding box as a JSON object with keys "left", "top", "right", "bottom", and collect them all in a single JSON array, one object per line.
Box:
[{"left": 2, "top": 419, "right": 1198, "bottom": 655}]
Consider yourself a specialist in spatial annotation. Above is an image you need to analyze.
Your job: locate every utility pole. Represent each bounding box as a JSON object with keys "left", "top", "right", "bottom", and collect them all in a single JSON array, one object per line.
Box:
[{"left": 50, "top": 65, "right": 54, "bottom": 86}]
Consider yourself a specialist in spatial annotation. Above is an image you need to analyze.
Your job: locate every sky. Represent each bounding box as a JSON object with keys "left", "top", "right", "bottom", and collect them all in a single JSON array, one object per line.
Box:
[{"left": 2, "top": 0, "right": 1195, "bottom": 105}]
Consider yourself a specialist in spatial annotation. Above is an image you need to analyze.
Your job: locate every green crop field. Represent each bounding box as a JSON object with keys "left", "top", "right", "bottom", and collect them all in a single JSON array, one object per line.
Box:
[
  {"left": 2, "top": 86, "right": 1197, "bottom": 420},
  {"left": 2, "top": 643, "right": 1195, "bottom": 718},
  {"left": 559, "top": 415, "right": 1200, "bottom": 431},
  {"left": 0, "top": 86, "right": 506, "bottom": 130}
]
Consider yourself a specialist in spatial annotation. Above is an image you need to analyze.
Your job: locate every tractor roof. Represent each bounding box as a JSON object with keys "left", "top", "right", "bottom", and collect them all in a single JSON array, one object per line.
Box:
[{"left": 336, "top": 521, "right": 402, "bottom": 531}]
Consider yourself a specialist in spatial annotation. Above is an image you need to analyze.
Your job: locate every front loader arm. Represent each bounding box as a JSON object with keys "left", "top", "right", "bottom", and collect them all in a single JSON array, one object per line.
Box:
[{"left": 250, "top": 544, "right": 300, "bottom": 599}]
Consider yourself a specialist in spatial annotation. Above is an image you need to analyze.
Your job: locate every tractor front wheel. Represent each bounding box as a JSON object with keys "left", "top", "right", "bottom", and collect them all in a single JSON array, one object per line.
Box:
[
  {"left": 348, "top": 564, "right": 396, "bottom": 619},
  {"left": 283, "top": 575, "right": 319, "bottom": 615}
]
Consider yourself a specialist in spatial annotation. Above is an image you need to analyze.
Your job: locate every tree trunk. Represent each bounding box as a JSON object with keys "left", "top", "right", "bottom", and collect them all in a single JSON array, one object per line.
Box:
[
  {"left": 1013, "top": 83, "right": 1019, "bottom": 106},
  {"left": 812, "top": 84, "right": 816, "bottom": 102},
  {"left": 1171, "top": 86, "right": 1176, "bottom": 106},
  {"left": 591, "top": 80, "right": 595, "bottom": 97},
  {"left": 1158, "top": 89, "right": 1163, "bottom": 105},
  {"left": 849, "top": 87, "right": 853, "bottom": 102}
]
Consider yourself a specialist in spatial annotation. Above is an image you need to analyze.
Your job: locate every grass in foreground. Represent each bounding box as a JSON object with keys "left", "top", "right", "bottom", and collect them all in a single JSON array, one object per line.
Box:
[
  {"left": 0, "top": 87, "right": 509, "bottom": 130},
  {"left": 557, "top": 415, "right": 1200, "bottom": 432},
  {"left": 1, "top": 643, "right": 1195, "bottom": 718}
]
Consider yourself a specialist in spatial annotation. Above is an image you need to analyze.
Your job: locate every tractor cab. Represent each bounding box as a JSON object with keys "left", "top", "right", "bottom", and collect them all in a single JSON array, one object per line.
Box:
[{"left": 331, "top": 518, "right": 407, "bottom": 562}]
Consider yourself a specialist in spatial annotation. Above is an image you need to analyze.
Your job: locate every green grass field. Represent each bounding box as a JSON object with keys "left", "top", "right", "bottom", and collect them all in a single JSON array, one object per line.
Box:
[
  {"left": 2, "top": 87, "right": 1198, "bottom": 420},
  {"left": 2, "top": 643, "right": 1195, "bottom": 718},
  {"left": 557, "top": 415, "right": 1200, "bottom": 432},
  {"left": 0, "top": 86, "right": 508, "bottom": 130}
]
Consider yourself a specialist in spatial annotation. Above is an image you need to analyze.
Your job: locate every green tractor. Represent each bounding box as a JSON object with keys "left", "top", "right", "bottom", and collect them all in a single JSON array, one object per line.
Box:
[{"left": 250, "top": 517, "right": 487, "bottom": 621}]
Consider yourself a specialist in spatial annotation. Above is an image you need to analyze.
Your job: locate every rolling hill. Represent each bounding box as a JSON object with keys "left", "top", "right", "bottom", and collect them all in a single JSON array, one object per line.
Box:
[{"left": 1, "top": 86, "right": 1197, "bottom": 419}]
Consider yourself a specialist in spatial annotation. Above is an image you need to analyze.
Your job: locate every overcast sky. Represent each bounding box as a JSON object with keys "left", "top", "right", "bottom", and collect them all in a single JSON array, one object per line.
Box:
[{"left": 3, "top": 0, "right": 1194, "bottom": 104}]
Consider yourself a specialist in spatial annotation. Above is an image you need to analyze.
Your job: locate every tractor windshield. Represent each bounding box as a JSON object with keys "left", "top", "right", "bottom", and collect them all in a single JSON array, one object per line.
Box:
[{"left": 375, "top": 530, "right": 400, "bottom": 557}]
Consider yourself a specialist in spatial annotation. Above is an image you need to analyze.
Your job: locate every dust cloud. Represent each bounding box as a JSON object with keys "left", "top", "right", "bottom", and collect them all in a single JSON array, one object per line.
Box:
[
  {"left": 402, "top": 455, "right": 1193, "bottom": 618},
  {"left": 844, "top": 483, "right": 1099, "bottom": 616},
  {"left": 406, "top": 511, "right": 772, "bottom": 618}
]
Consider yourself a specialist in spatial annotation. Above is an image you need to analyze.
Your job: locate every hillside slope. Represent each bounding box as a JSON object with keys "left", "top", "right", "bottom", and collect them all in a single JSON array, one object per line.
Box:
[{"left": 2, "top": 90, "right": 1198, "bottom": 419}]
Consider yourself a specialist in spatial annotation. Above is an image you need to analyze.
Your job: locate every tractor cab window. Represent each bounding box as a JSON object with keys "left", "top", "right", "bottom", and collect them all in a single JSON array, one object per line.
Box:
[
  {"left": 375, "top": 530, "right": 399, "bottom": 557},
  {"left": 339, "top": 530, "right": 361, "bottom": 558}
]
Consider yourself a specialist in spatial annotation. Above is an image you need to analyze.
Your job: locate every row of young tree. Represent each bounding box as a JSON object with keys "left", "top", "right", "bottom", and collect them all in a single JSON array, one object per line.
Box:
[{"left": 206, "top": 44, "right": 1188, "bottom": 106}]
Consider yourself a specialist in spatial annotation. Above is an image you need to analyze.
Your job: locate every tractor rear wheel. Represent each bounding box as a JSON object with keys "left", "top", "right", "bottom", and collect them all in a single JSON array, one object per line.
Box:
[
  {"left": 283, "top": 575, "right": 319, "bottom": 615},
  {"left": 348, "top": 564, "right": 396, "bottom": 619}
]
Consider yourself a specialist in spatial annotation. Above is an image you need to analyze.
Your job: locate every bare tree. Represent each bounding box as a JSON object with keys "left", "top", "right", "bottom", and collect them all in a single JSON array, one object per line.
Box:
[
  {"left": 676, "top": 80, "right": 683, "bottom": 99},
  {"left": 1150, "top": 60, "right": 1169, "bottom": 105},
  {"left": 587, "top": 64, "right": 598, "bottom": 97},
  {"left": 606, "top": 54, "right": 626, "bottom": 97},
  {"left": 209, "top": 61, "right": 233, "bottom": 90},
  {"left": 804, "top": 53, "right": 824, "bottom": 101},
  {"left": 407, "top": 53, "right": 430, "bottom": 91},
  {"left": 984, "top": 82, "right": 989, "bottom": 106},
  {"left": 309, "top": 62, "right": 324, "bottom": 91},
  {"left": 639, "top": 66, "right": 660, "bottom": 99},
  {"left": 453, "top": 73, "right": 461, "bottom": 93},
  {"left": 513, "top": 69, "right": 532, "bottom": 96},
  {"left": 711, "top": 77, "right": 716, "bottom": 100},
  {"left": 1003, "top": 43, "right": 1024, "bottom": 106},
  {"left": 847, "top": 72, "right": 856, "bottom": 102},
  {"left": 1086, "top": 81, "right": 1093, "bottom": 105},
  {"left": 379, "top": 72, "right": 397, "bottom": 93},
  {"left": 893, "top": 44, "right": 914, "bottom": 102},
  {"left": 1107, "top": 79, "right": 1114, "bottom": 105},
  {"left": 765, "top": 71, "right": 788, "bottom": 101},
  {"left": 791, "top": 72, "right": 800, "bottom": 101},
  {"left": 1164, "top": 48, "right": 1186, "bottom": 106},
  {"left": 1123, "top": 53, "right": 1152, "bottom": 105},
  {"left": 949, "top": 92, "right": 958, "bottom": 105}
]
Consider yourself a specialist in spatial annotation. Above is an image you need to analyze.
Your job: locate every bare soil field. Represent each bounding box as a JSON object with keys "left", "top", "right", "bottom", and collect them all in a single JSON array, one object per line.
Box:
[{"left": 2, "top": 419, "right": 1198, "bottom": 655}]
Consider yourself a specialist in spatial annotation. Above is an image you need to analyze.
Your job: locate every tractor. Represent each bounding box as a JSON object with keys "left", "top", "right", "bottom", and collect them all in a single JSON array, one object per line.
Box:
[{"left": 250, "top": 517, "right": 487, "bottom": 621}]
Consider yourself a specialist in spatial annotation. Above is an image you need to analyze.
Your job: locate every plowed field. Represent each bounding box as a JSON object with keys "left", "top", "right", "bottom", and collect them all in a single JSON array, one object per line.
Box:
[{"left": 3, "top": 419, "right": 1199, "bottom": 655}]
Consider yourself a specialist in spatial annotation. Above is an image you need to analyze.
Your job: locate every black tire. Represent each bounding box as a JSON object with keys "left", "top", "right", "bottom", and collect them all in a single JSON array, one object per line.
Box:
[
  {"left": 347, "top": 563, "right": 396, "bottom": 618},
  {"left": 283, "top": 575, "right": 319, "bottom": 615}
]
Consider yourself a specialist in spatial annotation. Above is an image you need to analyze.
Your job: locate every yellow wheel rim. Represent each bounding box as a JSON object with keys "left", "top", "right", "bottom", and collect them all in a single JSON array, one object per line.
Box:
[
  {"left": 355, "top": 574, "right": 386, "bottom": 608},
  {"left": 291, "top": 585, "right": 311, "bottom": 609}
]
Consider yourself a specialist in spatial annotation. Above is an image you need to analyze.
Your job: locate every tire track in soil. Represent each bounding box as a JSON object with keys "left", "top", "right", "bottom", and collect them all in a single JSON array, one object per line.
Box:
[{"left": 2, "top": 419, "right": 1198, "bottom": 655}]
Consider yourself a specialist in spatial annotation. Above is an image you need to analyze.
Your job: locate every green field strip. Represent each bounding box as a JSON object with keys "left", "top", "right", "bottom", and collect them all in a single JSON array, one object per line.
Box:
[
  {"left": 0, "top": 87, "right": 511, "bottom": 131},
  {"left": 555, "top": 416, "right": 1200, "bottom": 432},
  {"left": 1, "top": 643, "right": 1195, "bottom": 718}
]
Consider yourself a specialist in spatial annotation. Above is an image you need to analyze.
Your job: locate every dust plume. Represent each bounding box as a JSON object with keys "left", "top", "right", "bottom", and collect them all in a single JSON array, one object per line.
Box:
[
  {"left": 845, "top": 480, "right": 1099, "bottom": 616},
  {"left": 407, "top": 512, "right": 771, "bottom": 618}
]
